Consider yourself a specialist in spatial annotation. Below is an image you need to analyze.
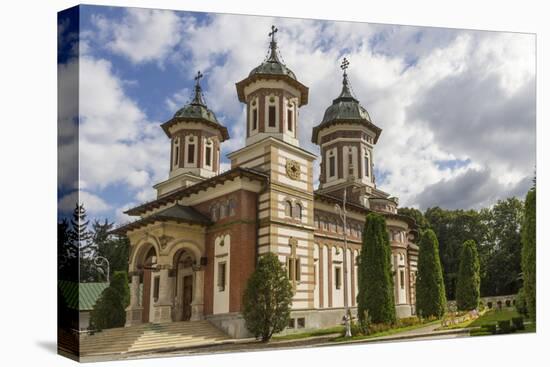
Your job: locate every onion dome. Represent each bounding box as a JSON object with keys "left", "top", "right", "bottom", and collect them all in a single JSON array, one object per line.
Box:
[
  {"left": 162, "top": 71, "right": 229, "bottom": 141},
  {"left": 236, "top": 25, "right": 309, "bottom": 106},
  {"left": 311, "top": 59, "right": 381, "bottom": 144}
]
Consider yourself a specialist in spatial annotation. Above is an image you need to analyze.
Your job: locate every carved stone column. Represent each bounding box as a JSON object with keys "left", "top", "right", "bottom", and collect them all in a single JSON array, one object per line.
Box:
[
  {"left": 125, "top": 273, "right": 143, "bottom": 326},
  {"left": 190, "top": 266, "right": 205, "bottom": 321},
  {"left": 153, "top": 265, "right": 173, "bottom": 323}
]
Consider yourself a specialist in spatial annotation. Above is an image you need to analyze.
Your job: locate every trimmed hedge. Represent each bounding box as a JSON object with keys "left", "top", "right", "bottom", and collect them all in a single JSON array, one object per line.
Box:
[{"left": 512, "top": 317, "right": 525, "bottom": 330}]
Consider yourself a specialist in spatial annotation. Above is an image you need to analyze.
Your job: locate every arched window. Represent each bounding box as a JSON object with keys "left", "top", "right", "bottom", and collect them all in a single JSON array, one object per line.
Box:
[
  {"left": 173, "top": 137, "right": 180, "bottom": 168},
  {"left": 294, "top": 203, "right": 302, "bottom": 220},
  {"left": 186, "top": 135, "right": 196, "bottom": 165},
  {"left": 328, "top": 150, "right": 336, "bottom": 178},
  {"left": 228, "top": 199, "right": 236, "bottom": 216},
  {"left": 205, "top": 139, "right": 213, "bottom": 168},
  {"left": 364, "top": 149, "right": 370, "bottom": 177},
  {"left": 284, "top": 200, "right": 292, "bottom": 217},
  {"left": 219, "top": 202, "right": 228, "bottom": 218},
  {"left": 211, "top": 204, "right": 219, "bottom": 221}
]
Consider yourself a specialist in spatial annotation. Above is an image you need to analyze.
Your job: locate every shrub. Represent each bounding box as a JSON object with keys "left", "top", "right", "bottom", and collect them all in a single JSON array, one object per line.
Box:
[
  {"left": 515, "top": 288, "right": 529, "bottom": 316},
  {"left": 89, "top": 271, "right": 129, "bottom": 331},
  {"left": 416, "top": 229, "right": 447, "bottom": 318},
  {"left": 456, "top": 240, "right": 480, "bottom": 311},
  {"left": 512, "top": 317, "right": 525, "bottom": 330},
  {"left": 497, "top": 320, "right": 513, "bottom": 334},
  {"left": 242, "top": 253, "right": 293, "bottom": 342},
  {"left": 357, "top": 213, "right": 396, "bottom": 325},
  {"left": 481, "top": 324, "right": 497, "bottom": 334},
  {"left": 398, "top": 316, "right": 421, "bottom": 327},
  {"left": 367, "top": 323, "right": 393, "bottom": 335}
]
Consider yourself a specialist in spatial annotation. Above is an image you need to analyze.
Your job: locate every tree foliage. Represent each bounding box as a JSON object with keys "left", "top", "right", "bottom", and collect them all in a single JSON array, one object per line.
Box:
[
  {"left": 242, "top": 253, "right": 293, "bottom": 342},
  {"left": 521, "top": 188, "right": 536, "bottom": 320},
  {"left": 89, "top": 271, "right": 130, "bottom": 330},
  {"left": 456, "top": 240, "right": 480, "bottom": 311},
  {"left": 357, "top": 213, "right": 396, "bottom": 325},
  {"left": 416, "top": 229, "right": 447, "bottom": 318}
]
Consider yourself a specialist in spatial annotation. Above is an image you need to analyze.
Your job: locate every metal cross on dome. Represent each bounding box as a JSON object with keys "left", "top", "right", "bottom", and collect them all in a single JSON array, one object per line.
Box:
[
  {"left": 269, "top": 25, "right": 278, "bottom": 42},
  {"left": 341, "top": 57, "right": 350, "bottom": 75},
  {"left": 194, "top": 70, "right": 203, "bottom": 85}
]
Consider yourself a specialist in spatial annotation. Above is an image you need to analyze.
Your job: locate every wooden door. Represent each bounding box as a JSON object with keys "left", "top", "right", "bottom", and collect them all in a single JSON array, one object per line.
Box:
[
  {"left": 141, "top": 269, "right": 151, "bottom": 323},
  {"left": 182, "top": 275, "right": 193, "bottom": 321}
]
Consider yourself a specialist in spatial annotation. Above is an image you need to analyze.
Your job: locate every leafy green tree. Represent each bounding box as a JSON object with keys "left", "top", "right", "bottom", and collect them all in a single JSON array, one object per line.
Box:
[
  {"left": 398, "top": 207, "right": 429, "bottom": 231},
  {"left": 515, "top": 287, "right": 528, "bottom": 316},
  {"left": 416, "top": 229, "right": 447, "bottom": 318},
  {"left": 456, "top": 240, "right": 480, "bottom": 311},
  {"left": 357, "top": 213, "right": 396, "bottom": 325},
  {"left": 521, "top": 187, "right": 536, "bottom": 320},
  {"left": 425, "top": 207, "right": 488, "bottom": 300},
  {"left": 242, "top": 252, "right": 293, "bottom": 342},
  {"left": 89, "top": 271, "right": 130, "bottom": 330},
  {"left": 91, "top": 220, "right": 130, "bottom": 279},
  {"left": 482, "top": 198, "right": 523, "bottom": 296}
]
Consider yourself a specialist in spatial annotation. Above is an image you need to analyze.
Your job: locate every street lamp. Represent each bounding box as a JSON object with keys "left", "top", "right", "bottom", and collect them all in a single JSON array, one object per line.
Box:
[
  {"left": 94, "top": 256, "right": 110, "bottom": 283},
  {"left": 335, "top": 185, "right": 352, "bottom": 338}
]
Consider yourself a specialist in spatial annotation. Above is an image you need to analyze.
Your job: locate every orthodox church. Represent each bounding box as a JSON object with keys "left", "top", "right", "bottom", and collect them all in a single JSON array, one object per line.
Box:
[{"left": 114, "top": 26, "right": 419, "bottom": 338}]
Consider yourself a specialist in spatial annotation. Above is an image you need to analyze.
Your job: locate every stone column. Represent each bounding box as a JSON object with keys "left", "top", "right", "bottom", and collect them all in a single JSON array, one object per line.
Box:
[
  {"left": 190, "top": 266, "right": 205, "bottom": 321},
  {"left": 153, "top": 265, "right": 173, "bottom": 323},
  {"left": 125, "top": 273, "right": 143, "bottom": 326}
]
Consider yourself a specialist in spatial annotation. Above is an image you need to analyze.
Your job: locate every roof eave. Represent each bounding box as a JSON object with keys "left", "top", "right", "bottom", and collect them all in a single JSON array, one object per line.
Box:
[
  {"left": 235, "top": 74, "right": 309, "bottom": 106},
  {"left": 161, "top": 117, "right": 230, "bottom": 141}
]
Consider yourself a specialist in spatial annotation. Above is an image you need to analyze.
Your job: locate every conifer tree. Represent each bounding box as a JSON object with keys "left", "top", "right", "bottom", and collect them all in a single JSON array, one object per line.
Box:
[
  {"left": 521, "top": 187, "right": 536, "bottom": 320},
  {"left": 456, "top": 240, "right": 480, "bottom": 311},
  {"left": 357, "top": 213, "right": 396, "bottom": 325},
  {"left": 416, "top": 229, "right": 447, "bottom": 318},
  {"left": 90, "top": 271, "right": 130, "bottom": 330},
  {"left": 242, "top": 252, "right": 293, "bottom": 341}
]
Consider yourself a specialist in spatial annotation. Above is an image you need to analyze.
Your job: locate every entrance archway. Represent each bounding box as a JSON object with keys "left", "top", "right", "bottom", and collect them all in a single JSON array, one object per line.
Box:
[
  {"left": 173, "top": 249, "right": 196, "bottom": 321},
  {"left": 141, "top": 246, "right": 157, "bottom": 323}
]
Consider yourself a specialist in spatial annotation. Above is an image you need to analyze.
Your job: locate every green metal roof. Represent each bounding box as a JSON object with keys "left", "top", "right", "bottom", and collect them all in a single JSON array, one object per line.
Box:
[{"left": 58, "top": 280, "right": 109, "bottom": 311}]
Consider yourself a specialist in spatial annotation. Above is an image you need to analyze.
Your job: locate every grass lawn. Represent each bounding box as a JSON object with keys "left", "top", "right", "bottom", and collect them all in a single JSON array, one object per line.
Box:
[
  {"left": 331, "top": 319, "right": 441, "bottom": 342},
  {"left": 272, "top": 326, "right": 345, "bottom": 341},
  {"left": 469, "top": 308, "right": 520, "bottom": 327}
]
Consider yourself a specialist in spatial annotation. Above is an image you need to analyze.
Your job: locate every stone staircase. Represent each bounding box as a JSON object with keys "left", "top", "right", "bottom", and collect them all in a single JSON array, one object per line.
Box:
[{"left": 80, "top": 320, "right": 231, "bottom": 356}]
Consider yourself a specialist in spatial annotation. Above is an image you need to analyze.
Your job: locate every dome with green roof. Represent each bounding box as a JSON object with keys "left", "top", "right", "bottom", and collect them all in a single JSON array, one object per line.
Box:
[
  {"left": 162, "top": 71, "right": 229, "bottom": 141},
  {"left": 312, "top": 62, "right": 381, "bottom": 144}
]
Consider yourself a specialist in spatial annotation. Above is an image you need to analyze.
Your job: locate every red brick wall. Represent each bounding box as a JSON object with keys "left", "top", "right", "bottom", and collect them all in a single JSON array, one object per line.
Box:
[{"left": 195, "top": 189, "right": 259, "bottom": 315}]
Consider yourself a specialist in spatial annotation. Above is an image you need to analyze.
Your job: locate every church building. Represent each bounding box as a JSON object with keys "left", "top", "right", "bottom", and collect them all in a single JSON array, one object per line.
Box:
[{"left": 114, "top": 26, "right": 419, "bottom": 338}]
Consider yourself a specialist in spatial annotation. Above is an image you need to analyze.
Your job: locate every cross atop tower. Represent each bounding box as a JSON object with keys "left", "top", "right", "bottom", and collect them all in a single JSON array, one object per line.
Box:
[
  {"left": 269, "top": 25, "right": 278, "bottom": 43},
  {"left": 191, "top": 70, "right": 206, "bottom": 106},
  {"left": 340, "top": 57, "right": 350, "bottom": 76},
  {"left": 194, "top": 70, "right": 203, "bottom": 86}
]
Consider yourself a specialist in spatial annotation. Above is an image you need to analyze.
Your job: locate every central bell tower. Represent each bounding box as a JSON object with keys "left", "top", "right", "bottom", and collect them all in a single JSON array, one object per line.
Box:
[{"left": 235, "top": 26, "right": 309, "bottom": 148}]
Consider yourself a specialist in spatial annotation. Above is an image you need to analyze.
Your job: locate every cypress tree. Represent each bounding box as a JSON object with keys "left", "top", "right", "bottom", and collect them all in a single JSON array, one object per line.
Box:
[
  {"left": 90, "top": 271, "right": 130, "bottom": 330},
  {"left": 357, "top": 213, "right": 396, "bottom": 325},
  {"left": 521, "top": 188, "right": 536, "bottom": 320},
  {"left": 416, "top": 229, "right": 447, "bottom": 318},
  {"left": 455, "top": 240, "right": 480, "bottom": 311}
]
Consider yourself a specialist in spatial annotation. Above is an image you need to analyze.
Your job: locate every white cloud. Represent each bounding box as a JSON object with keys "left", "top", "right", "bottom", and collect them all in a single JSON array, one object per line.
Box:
[
  {"left": 58, "top": 190, "right": 111, "bottom": 215},
  {"left": 75, "top": 9, "right": 535, "bottom": 216},
  {"left": 90, "top": 8, "right": 183, "bottom": 65}
]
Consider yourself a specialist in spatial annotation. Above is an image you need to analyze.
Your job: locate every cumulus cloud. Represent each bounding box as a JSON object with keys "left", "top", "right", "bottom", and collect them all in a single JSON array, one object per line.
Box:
[
  {"left": 59, "top": 190, "right": 112, "bottom": 215},
  {"left": 72, "top": 7, "right": 535, "bottom": 222},
  {"left": 90, "top": 8, "right": 184, "bottom": 65}
]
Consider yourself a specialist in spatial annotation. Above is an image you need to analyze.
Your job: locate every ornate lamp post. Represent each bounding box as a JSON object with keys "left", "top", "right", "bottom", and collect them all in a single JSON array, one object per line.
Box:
[
  {"left": 335, "top": 184, "right": 352, "bottom": 337},
  {"left": 94, "top": 256, "right": 110, "bottom": 283}
]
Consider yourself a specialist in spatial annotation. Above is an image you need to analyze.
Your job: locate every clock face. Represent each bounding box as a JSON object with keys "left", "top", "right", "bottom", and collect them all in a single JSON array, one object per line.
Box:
[{"left": 285, "top": 159, "right": 301, "bottom": 180}]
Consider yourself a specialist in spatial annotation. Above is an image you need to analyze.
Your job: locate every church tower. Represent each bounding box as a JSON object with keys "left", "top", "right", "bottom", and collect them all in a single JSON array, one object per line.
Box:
[
  {"left": 312, "top": 59, "right": 382, "bottom": 205},
  {"left": 229, "top": 26, "right": 317, "bottom": 310},
  {"left": 235, "top": 26, "right": 309, "bottom": 147},
  {"left": 154, "top": 72, "right": 230, "bottom": 197}
]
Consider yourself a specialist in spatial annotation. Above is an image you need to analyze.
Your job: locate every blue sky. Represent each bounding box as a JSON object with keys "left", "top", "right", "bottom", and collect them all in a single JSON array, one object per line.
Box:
[{"left": 57, "top": 5, "right": 536, "bottom": 224}]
